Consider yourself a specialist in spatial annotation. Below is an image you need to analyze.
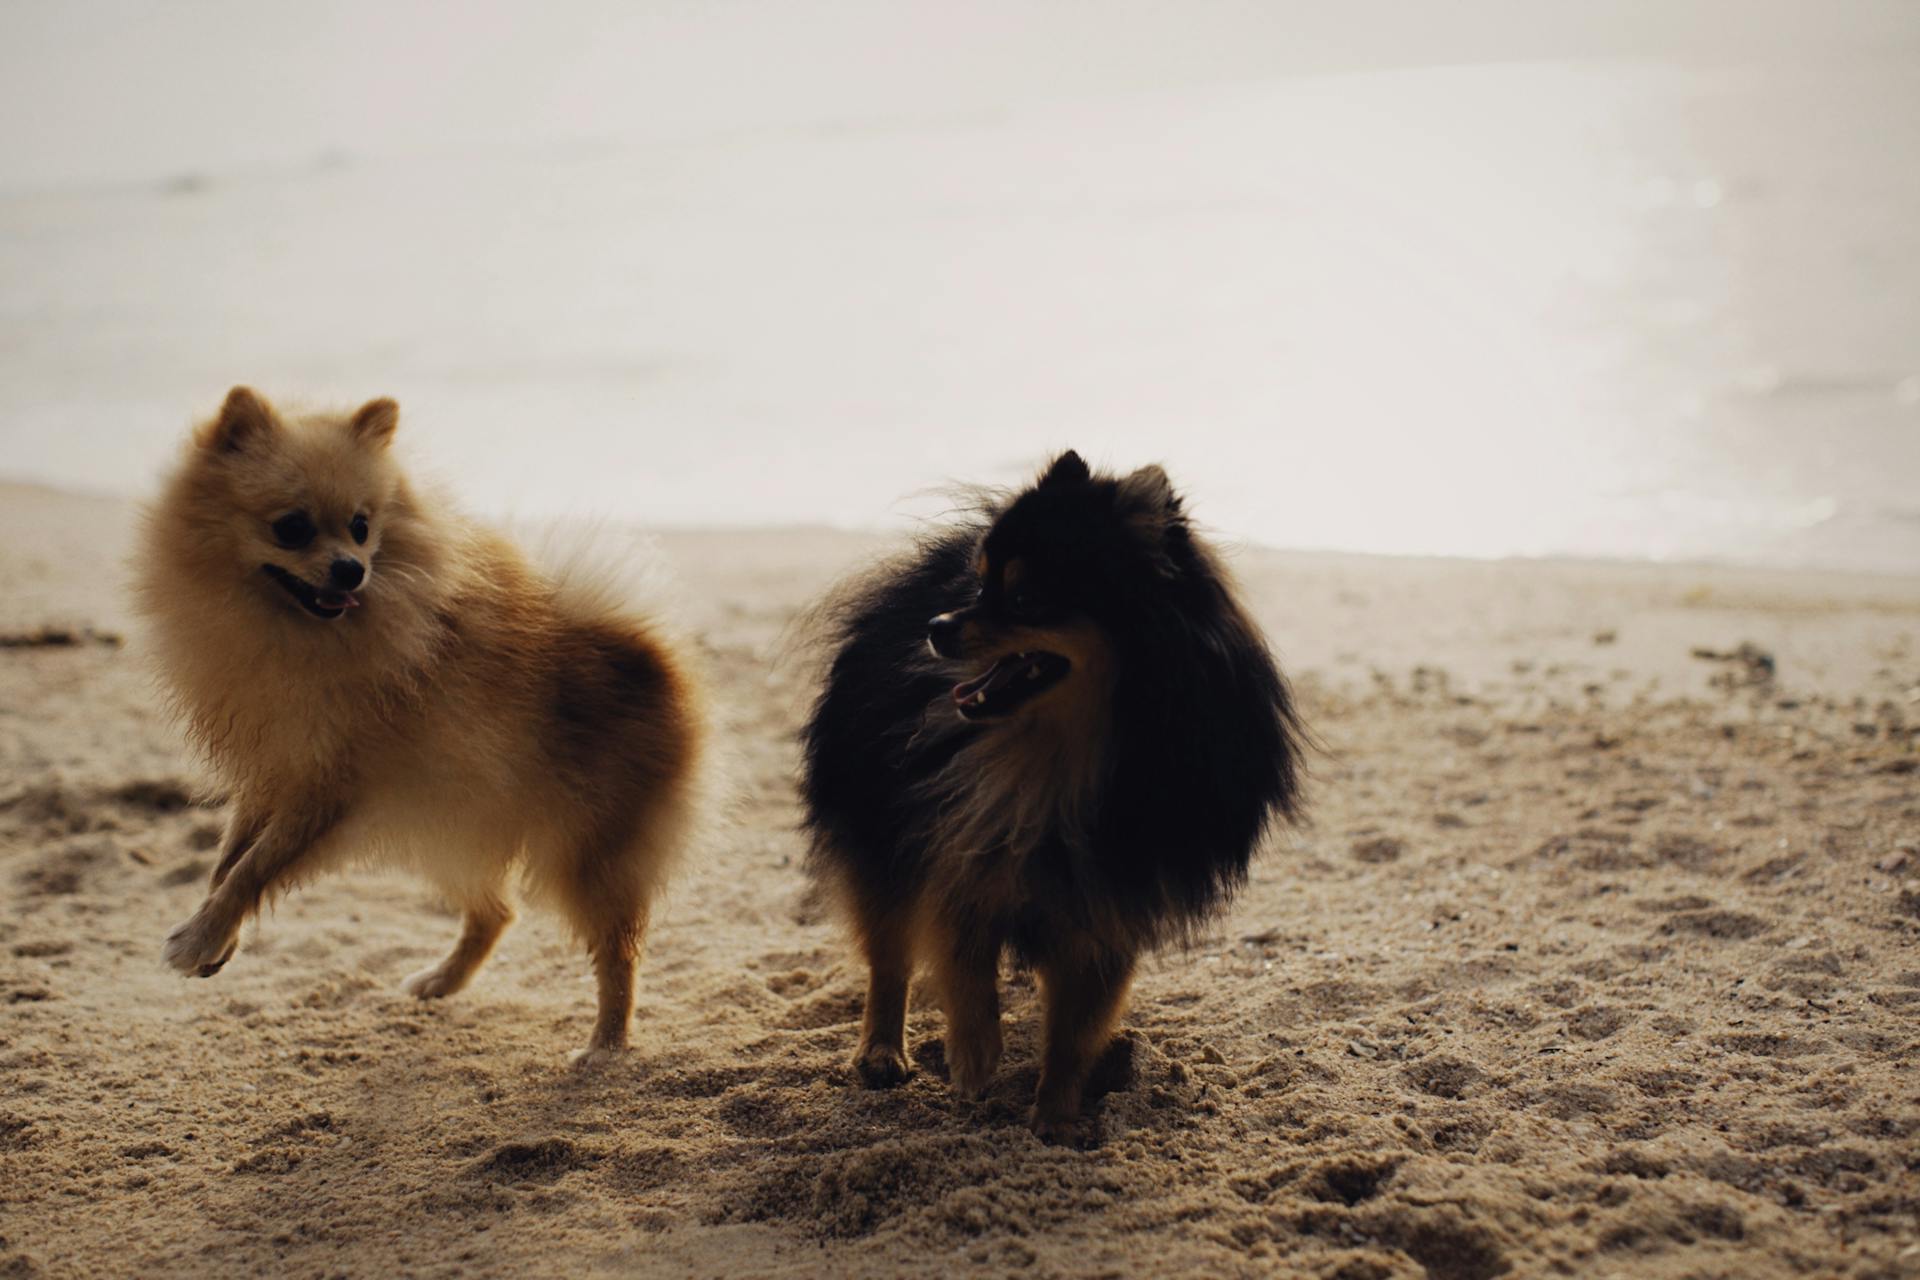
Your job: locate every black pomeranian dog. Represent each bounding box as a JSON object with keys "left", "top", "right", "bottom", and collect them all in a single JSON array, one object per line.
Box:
[{"left": 800, "top": 450, "right": 1304, "bottom": 1141}]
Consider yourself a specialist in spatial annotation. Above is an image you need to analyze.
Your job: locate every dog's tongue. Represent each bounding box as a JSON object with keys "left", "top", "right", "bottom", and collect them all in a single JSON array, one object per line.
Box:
[
  {"left": 951, "top": 654, "right": 1024, "bottom": 705},
  {"left": 315, "top": 590, "right": 360, "bottom": 611}
]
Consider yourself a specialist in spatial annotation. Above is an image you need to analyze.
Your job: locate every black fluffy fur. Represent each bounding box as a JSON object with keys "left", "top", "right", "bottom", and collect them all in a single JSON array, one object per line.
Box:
[{"left": 800, "top": 451, "right": 1306, "bottom": 963}]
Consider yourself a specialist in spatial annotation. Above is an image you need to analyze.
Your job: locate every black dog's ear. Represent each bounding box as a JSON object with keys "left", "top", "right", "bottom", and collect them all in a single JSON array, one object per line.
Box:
[
  {"left": 1118, "top": 463, "right": 1178, "bottom": 513},
  {"left": 199, "top": 386, "right": 278, "bottom": 454},
  {"left": 1117, "top": 463, "right": 1188, "bottom": 572},
  {"left": 1039, "top": 450, "right": 1092, "bottom": 489}
]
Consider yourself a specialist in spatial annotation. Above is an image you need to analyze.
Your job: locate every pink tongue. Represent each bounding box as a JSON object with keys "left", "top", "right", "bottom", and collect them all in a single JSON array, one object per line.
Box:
[
  {"left": 952, "top": 655, "right": 1022, "bottom": 703},
  {"left": 317, "top": 590, "right": 360, "bottom": 610}
]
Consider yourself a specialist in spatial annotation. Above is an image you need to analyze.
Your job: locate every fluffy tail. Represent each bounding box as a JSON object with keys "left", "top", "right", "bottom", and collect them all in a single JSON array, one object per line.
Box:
[{"left": 519, "top": 518, "right": 736, "bottom": 894}]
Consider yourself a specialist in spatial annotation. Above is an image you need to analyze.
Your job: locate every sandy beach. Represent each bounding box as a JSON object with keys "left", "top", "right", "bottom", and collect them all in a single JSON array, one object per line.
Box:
[
  {"left": 5, "top": 5, "right": 1917, "bottom": 1276},
  {"left": 1, "top": 479, "right": 1915, "bottom": 1277}
]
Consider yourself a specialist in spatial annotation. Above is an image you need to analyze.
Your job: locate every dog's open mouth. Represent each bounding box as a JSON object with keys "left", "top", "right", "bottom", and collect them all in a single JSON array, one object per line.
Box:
[
  {"left": 262, "top": 564, "right": 359, "bottom": 620},
  {"left": 951, "top": 651, "right": 1070, "bottom": 720}
]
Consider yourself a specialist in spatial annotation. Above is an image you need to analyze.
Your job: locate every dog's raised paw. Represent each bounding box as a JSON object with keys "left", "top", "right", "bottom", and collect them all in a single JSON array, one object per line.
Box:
[
  {"left": 162, "top": 915, "right": 237, "bottom": 977},
  {"left": 853, "top": 1042, "right": 912, "bottom": 1089}
]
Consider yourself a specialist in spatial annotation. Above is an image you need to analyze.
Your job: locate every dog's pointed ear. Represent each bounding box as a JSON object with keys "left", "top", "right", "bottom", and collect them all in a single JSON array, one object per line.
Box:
[
  {"left": 1117, "top": 463, "right": 1188, "bottom": 572},
  {"left": 1118, "top": 463, "right": 1178, "bottom": 513},
  {"left": 347, "top": 397, "right": 399, "bottom": 449},
  {"left": 199, "top": 386, "right": 278, "bottom": 453},
  {"left": 1039, "top": 450, "right": 1091, "bottom": 489}
]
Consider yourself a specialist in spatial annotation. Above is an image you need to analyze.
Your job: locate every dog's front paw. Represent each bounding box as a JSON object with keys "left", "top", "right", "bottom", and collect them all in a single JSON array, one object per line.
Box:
[
  {"left": 162, "top": 912, "right": 238, "bottom": 978},
  {"left": 945, "top": 1033, "right": 1002, "bottom": 1100},
  {"left": 853, "top": 1040, "right": 912, "bottom": 1089}
]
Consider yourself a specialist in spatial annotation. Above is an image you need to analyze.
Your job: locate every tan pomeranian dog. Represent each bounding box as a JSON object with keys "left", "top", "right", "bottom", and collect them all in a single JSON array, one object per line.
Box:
[{"left": 136, "top": 387, "right": 703, "bottom": 1062}]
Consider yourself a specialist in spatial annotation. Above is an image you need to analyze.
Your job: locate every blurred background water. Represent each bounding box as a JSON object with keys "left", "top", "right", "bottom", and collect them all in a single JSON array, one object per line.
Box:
[{"left": 2, "top": 1, "right": 1916, "bottom": 572}]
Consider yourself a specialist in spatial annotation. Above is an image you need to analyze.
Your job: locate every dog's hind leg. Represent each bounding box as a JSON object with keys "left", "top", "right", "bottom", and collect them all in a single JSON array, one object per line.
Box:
[
  {"left": 1030, "top": 948, "right": 1136, "bottom": 1143},
  {"left": 403, "top": 890, "right": 514, "bottom": 999},
  {"left": 852, "top": 900, "right": 913, "bottom": 1088},
  {"left": 551, "top": 821, "right": 658, "bottom": 1065},
  {"left": 575, "top": 902, "right": 646, "bottom": 1063}
]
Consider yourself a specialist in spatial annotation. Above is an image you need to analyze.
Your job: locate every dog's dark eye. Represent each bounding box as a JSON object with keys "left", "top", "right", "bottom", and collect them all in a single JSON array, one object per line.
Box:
[
  {"left": 270, "top": 512, "right": 316, "bottom": 549},
  {"left": 1008, "top": 587, "right": 1039, "bottom": 616},
  {"left": 349, "top": 513, "right": 370, "bottom": 544}
]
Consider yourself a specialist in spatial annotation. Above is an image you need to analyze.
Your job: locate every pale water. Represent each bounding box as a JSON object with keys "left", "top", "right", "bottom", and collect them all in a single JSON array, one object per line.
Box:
[{"left": 2, "top": 12, "right": 1917, "bottom": 573}]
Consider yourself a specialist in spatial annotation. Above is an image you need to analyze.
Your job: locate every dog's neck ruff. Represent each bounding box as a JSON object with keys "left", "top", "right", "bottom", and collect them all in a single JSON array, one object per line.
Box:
[{"left": 916, "top": 695, "right": 1111, "bottom": 867}]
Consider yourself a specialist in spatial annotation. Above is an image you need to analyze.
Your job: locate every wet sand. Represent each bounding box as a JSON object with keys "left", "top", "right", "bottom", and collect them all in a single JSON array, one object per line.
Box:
[{"left": 2, "top": 481, "right": 1917, "bottom": 1277}]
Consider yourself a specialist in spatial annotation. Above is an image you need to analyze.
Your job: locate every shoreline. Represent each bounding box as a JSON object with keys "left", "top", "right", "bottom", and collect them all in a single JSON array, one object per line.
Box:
[{"left": 10, "top": 474, "right": 1920, "bottom": 585}]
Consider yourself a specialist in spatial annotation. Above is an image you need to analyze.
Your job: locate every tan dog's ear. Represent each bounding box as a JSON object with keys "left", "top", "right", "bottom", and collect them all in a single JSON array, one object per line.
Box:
[
  {"left": 348, "top": 397, "right": 399, "bottom": 449},
  {"left": 199, "top": 386, "right": 277, "bottom": 453}
]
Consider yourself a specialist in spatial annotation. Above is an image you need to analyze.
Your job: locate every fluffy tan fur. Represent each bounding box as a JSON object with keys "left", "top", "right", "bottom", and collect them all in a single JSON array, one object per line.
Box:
[{"left": 136, "top": 387, "right": 703, "bottom": 1060}]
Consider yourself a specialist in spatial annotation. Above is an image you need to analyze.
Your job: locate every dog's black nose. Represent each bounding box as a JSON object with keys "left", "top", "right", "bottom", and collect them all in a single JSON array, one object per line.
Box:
[
  {"left": 329, "top": 558, "right": 366, "bottom": 589},
  {"left": 927, "top": 612, "right": 964, "bottom": 659}
]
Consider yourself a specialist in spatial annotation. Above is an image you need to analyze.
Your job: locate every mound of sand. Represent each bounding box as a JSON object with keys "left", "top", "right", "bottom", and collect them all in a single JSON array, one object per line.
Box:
[{"left": 2, "top": 483, "right": 1916, "bottom": 1278}]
